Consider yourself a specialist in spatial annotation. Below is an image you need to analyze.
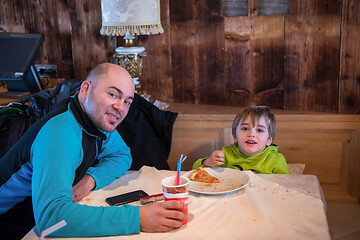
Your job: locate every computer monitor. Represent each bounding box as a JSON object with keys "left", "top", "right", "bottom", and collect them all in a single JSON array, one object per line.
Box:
[{"left": 0, "top": 32, "right": 44, "bottom": 94}]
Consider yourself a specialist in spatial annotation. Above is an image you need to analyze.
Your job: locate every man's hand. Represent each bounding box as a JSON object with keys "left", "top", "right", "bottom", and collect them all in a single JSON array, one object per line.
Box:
[
  {"left": 72, "top": 174, "right": 96, "bottom": 202},
  {"left": 203, "top": 150, "right": 225, "bottom": 167},
  {"left": 140, "top": 200, "right": 186, "bottom": 232}
]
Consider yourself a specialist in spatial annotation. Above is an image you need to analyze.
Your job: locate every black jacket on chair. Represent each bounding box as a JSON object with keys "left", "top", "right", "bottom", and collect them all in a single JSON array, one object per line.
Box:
[{"left": 117, "top": 94, "right": 178, "bottom": 170}]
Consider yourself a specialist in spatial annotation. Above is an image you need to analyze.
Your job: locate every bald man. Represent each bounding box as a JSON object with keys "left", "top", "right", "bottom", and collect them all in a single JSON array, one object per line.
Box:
[{"left": 0, "top": 63, "right": 185, "bottom": 238}]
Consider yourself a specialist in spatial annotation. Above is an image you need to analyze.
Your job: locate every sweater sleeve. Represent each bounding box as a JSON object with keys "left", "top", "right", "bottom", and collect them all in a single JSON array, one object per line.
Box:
[
  {"left": 87, "top": 131, "right": 132, "bottom": 190},
  {"left": 31, "top": 113, "right": 140, "bottom": 237},
  {"left": 192, "top": 157, "right": 208, "bottom": 169},
  {"left": 271, "top": 152, "right": 290, "bottom": 174}
]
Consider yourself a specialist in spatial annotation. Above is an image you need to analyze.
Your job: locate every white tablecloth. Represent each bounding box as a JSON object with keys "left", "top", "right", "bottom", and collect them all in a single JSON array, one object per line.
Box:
[{"left": 23, "top": 166, "right": 330, "bottom": 240}]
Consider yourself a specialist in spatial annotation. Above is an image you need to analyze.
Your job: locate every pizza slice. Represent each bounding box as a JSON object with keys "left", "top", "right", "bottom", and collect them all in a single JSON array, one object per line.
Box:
[{"left": 188, "top": 167, "right": 220, "bottom": 183}]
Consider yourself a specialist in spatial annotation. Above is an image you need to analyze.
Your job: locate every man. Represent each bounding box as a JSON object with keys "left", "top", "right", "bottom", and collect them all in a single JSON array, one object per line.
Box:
[{"left": 0, "top": 63, "right": 185, "bottom": 238}]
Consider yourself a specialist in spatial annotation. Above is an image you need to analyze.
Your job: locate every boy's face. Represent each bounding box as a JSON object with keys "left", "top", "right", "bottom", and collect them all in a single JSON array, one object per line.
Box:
[{"left": 234, "top": 116, "right": 273, "bottom": 157}]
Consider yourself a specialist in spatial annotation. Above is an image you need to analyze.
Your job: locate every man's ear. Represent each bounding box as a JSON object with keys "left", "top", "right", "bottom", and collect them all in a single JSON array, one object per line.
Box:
[
  {"left": 79, "top": 81, "right": 91, "bottom": 100},
  {"left": 266, "top": 137, "right": 273, "bottom": 146}
]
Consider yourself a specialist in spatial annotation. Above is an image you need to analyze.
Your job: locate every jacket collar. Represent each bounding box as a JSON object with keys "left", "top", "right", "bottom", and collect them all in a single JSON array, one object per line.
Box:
[
  {"left": 231, "top": 142, "right": 278, "bottom": 158},
  {"left": 69, "top": 94, "right": 107, "bottom": 141}
]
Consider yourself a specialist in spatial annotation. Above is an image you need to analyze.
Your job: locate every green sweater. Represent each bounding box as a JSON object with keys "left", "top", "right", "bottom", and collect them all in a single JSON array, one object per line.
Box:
[{"left": 192, "top": 143, "right": 290, "bottom": 174}]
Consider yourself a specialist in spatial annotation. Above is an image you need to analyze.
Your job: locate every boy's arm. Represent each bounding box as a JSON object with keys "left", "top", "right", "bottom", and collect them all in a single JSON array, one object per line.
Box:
[
  {"left": 192, "top": 150, "right": 225, "bottom": 169},
  {"left": 192, "top": 157, "right": 208, "bottom": 169}
]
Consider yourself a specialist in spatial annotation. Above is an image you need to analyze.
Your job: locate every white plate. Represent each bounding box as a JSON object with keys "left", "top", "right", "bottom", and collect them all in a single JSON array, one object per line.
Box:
[{"left": 182, "top": 167, "right": 250, "bottom": 195}]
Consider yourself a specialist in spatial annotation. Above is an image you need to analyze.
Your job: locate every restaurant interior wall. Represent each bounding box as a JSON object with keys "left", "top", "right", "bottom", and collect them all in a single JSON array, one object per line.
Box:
[{"left": 0, "top": 0, "right": 358, "bottom": 114}]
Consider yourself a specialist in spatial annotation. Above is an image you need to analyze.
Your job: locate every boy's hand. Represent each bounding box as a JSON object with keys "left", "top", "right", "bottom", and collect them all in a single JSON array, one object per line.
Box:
[{"left": 203, "top": 150, "right": 224, "bottom": 167}]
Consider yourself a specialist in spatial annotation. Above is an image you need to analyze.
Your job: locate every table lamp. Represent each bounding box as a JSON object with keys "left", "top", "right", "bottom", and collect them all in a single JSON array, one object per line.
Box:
[{"left": 100, "top": 0, "right": 163, "bottom": 93}]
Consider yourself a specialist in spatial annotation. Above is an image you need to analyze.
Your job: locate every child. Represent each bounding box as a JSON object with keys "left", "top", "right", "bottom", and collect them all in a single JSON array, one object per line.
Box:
[{"left": 192, "top": 105, "right": 290, "bottom": 174}]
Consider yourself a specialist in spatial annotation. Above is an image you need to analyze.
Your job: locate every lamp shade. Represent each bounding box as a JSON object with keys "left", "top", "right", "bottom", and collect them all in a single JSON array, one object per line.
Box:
[{"left": 100, "top": 0, "right": 164, "bottom": 36}]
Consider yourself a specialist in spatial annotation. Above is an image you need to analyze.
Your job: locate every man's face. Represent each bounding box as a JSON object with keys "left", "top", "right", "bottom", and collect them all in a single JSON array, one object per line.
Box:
[
  {"left": 234, "top": 116, "right": 272, "bottom": 157},
  {"left": 81, "top": 72, "right": 134, "bottom": 132}
]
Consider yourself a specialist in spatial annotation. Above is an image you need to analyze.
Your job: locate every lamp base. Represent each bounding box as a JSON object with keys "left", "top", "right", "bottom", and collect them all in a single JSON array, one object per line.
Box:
[
  {"left": 112, "top": 35, "right": 169, "bottom": 110},
  {"left": 114, "top": 46, "right": 146, "bottom": 86}
]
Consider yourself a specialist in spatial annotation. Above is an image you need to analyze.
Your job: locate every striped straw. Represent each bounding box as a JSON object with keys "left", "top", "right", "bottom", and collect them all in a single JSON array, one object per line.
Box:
[
  {"left": 39, "top": 220, "right": 67, "bottom": 240},
  {"left": 176, "top": 154, "right": 187, "bottom": 185}
]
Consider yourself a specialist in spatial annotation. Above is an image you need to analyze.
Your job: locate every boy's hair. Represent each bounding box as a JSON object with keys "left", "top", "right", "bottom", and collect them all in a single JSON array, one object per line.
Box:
[{"left": 232, "top": 105, "right": 276, "bottom": 142}]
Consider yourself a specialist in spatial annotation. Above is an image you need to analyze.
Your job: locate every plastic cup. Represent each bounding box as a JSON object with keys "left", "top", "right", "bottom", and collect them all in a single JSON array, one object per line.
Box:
[{"left": 161, "top": 176, "right": 190, "bottom": 225}]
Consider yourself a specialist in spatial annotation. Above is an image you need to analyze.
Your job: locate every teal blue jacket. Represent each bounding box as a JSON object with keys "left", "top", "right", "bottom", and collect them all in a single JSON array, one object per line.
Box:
[{"left": 0, "top": 96, "right": 139, "bottom": 237}]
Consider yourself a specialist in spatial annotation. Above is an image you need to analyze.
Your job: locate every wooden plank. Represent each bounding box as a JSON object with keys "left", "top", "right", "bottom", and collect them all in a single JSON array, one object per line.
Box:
[
  {"left": 290, "top": 0, "right": 341, "bottom": 16},
  {"left": 225, "top": 17, "right": 252, "bottom": 107},
  {"left": 196, "top": 0, "right": 225, "bottom": 105},
  {"left": 137, "top": 0, "right": 173, "bottom": 103},
  {"left": 170, "top": 0, "right": 225, "bottom": 105},
  {"left": 284, "top": 0, "right": 342, "bottom": 112},
  {"left": 250, "top": 16, "right": 284, "bottom": 108},
  {"left": 54, "top": 1, "right": 75, "bottom": 79},
  {"left": 0, "top": 0, "right": 75, "bottom": 80},
  {"left": 339, "top": 0, "right": 360, "bottom": 114},
  {"left": 225, "top": 15, "right": 284, "bottom": 108},
  {"left": 169, "top": 0, "right": 197, "bottom": 103},
  {"left": 276, "top": 131, "right": 351, "bottom": 183},
  {"left": 67, "top": 0, "right": 107, "bottom": 81},
  {"left": 169, "top": 128, "right": 223, "bottom": 171},
  {"left": 339, "top": 0, "right": 360, "bottom": 197},
  {"left": 24, "top": 0, "right": 74, "bottom": 79},
  {"left": 0, "top": 1, "right": 25, "bottom": 33}
]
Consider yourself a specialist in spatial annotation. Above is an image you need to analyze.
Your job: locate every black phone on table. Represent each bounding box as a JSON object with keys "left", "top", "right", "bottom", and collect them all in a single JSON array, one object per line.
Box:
[{"left": 106, "top": 190, "right": 149, "bottom": 206}]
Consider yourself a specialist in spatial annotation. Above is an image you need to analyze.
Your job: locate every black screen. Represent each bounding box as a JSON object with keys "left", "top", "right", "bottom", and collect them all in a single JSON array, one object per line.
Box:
[{"left": 0, "top": 32, "right": 44, "bottom": 93}]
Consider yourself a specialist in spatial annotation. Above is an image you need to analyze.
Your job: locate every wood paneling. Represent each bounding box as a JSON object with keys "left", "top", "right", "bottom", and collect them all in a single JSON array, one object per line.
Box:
[
  {"left": 225, "top": 16, "right": 285, "bottom": 108},
  {"left": 136, "top": 0, "right": 173, "bottom": 103},
  {"left": 67, "top": 0, "right": 107, "bottom": 80},
  {"left": 224, "top": 17, "right": 251, "bottom": 107},
  {"left": 0, "top": 0, "right": 75, "bottom": 79},
  {"left": 0, "top": 0, "right": 359, "bottom": 113},
  {"left": 169, "top": 128, "right": 224, "bottom": 171},
  {"left": 284, "top": 0, "right": 341, "bottom": 112},
  {"left": 0, "top": 0, "right": 26, "bottom": 33},
  {"left": 339, "top": 0, "right": 360, "bottom": 113},
  {"left": 169, "top": 0, "right": 225, "bottom": 105},
  {"left": 167, "top": 103, "right": 360, "bottom": 203}
]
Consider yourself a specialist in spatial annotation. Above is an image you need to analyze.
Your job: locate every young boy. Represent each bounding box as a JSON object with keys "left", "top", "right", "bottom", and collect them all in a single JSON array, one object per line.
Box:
[{"left": 192, "top": 105, "right": 290, "bottom": 174}]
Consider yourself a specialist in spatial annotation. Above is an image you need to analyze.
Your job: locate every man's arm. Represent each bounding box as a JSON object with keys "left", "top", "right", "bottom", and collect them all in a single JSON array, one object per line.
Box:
[
  {"left": 86, "top": 131, "right": 132, "bottom": 190},
  {"left": 31, "top": 114, "right": 139, "bottom": 237},
  {"left": 72, "top": 132, "right": 130, "bottom": 201},
  {"left": 72, "top": 174, "right": 95, "bottom": 202}
]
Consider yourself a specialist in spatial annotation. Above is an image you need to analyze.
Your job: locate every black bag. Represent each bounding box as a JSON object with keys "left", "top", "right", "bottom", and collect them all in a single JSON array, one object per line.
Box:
[
  {"left": 0, "top": 104, "right": 29, "bottom": 158},
  {"left": 21, "top": 79, "right": 81, "bottom": 119},
  {"left": 0, "top": 79, "right": 82, "bottom": 158},
  {"left": 117, "top": 93, "right": 178, "bottom": 170}
]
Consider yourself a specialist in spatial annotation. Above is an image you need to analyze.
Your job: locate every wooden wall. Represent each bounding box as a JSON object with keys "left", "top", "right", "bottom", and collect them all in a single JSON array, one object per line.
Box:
[
  {"left": 0, "top": 0, "right": 359, "bottom": 113},
  {"left": 167, "top": 103, "right": 360, "bottom": 202}
]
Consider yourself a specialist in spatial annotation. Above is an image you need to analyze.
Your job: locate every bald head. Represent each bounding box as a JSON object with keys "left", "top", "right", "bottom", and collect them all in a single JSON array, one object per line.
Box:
[{"left": 86, "top": 63, "right": 133, "bottom": 87}]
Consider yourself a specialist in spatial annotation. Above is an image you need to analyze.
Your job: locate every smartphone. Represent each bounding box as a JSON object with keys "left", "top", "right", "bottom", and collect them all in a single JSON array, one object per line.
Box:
[{"left": 106, "top": 190, "right": 149, "bottom": 206}]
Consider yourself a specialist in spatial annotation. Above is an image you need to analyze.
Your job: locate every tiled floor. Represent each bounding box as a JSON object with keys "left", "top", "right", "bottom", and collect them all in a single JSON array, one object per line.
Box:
[{"left": 326, "top": 202, "right": 360, "bottom": 240}]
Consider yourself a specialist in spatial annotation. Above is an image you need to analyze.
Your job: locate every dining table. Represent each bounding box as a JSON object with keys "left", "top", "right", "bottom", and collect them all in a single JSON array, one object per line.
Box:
[{"left": 22, "top": 166, "right": 331, "bottom": 240}]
